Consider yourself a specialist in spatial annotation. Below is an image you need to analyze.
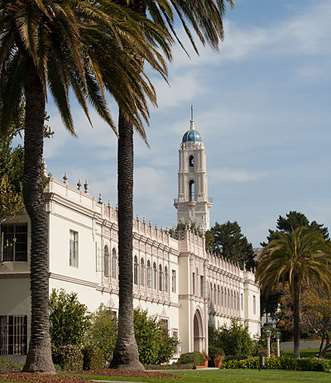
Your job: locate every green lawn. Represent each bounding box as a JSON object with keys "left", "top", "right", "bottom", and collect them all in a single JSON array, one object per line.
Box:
[{"left": 89, "top": 369, "right": 330, "bottom": 383}]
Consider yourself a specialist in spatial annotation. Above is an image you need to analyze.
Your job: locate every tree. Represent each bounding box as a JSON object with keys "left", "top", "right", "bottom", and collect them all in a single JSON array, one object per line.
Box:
[
  {"left": 133, "top": 309, "right": 178, "bottom": 365},
  {"left": 261, "top": 211, "right": 329, "bottom": 247},
  {"left": 260, "top": 211, "right": 330, "bottom": 320},
  {"left": 49, "top": 289, "right": 90, "bottom": 351},
  {"left": 206, "top": 221, "right": 256, "bottom": 270},
  {"left": 256, "top": 227, "right": 331, "bottom": 358},
  {"left": 0, "top": 1, "right": 170, "bottom": 373},
  {"left": 85, "top": 305, "right": 117, "bottom": 363},
  {"left": 209, "top": 320, "right": 254, "bottom": 360},
  {"left": 111, "top": 0, "right": 234, "bottom": 370}
]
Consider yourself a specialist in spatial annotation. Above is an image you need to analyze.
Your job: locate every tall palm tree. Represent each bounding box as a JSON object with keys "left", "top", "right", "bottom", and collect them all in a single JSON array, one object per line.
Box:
[
  {"left": 0, "top": 0, "right": 171, "bottom": 373},
  {"left": 111, "top": 0, "right": 234, "bottom": 370},
  {"left": 257, "top": 227, "right": 331, "bottom": 358}
]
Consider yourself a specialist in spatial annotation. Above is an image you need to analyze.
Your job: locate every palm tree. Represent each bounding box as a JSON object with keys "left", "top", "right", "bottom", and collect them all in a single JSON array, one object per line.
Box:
[
  {"left": 257, "top": 227, "right": 331, "bottom": 358},
  {"left": 0, "top": 0, "right": 171, "bottom": 373},
  {"left": 110, "top": 0, "right": 234, "bottom": 370}
]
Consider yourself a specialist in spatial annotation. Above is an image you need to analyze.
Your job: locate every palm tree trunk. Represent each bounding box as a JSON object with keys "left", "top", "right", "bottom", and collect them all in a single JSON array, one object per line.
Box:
[
  {"left": 110, "top": 0, "right": 146, "bottom": 370},
  {"left": 22, "top": 63, "right": 55, "bottom": 373},
  {"left": 110, "top": 111, "right": 143, "bottom": 370},
  {"left": 292, "top": 275, "right": 301, "bottom": 359}
]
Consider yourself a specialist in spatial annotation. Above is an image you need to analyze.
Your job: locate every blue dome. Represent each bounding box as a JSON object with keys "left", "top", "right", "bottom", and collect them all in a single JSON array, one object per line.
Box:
[{"left": 182, "top": 129, "right": 202, "bottom": 143}]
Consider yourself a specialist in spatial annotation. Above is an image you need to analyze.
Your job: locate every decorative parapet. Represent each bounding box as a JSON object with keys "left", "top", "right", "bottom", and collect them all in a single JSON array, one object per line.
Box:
[{"left": 47, "top": 177, "right": 178, "bottom": 250}]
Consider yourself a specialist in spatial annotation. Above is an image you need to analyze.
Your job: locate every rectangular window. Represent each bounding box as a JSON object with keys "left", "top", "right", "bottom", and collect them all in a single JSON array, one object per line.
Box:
[
  {"left": 0, "top": 224, "right": 28, "bottom": 262},
  {"left": 159, "top": 319, "right": 169, "bottom": 332},
  {"left": 253, "top": 295, "right": 256, "bottom": 315},
  {"left": 69, "top": 230, "right": 79, "bottom": 268},
  {"left": 241, "top": 293, "right": 244, "bottom": 310},
  {"left": 171, "top": 270, "right": 176, "bottom": 293},
  {"left": 200, "top": 276, "right": 204, "bottom": 298},
  {"left": 0, "top": 315, "right": 27, "bottom": 355}
]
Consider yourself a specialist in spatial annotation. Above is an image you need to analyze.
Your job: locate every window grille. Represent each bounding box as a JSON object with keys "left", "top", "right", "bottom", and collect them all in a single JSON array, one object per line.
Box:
[{"left": 0, "top": 315, "right": 27, "bottom": 355}]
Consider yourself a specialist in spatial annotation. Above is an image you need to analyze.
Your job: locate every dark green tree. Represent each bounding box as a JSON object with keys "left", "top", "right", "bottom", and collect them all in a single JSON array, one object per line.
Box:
[
  {"left": 261, "top": 211, "right": 329, "bottom": 247},
  {"left": 206, "top": 221, "right": 256, "bottom": 271}
]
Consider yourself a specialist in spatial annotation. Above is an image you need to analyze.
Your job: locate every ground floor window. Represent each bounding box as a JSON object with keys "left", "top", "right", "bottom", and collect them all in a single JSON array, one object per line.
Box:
[{"left": 0, "top": 315, "right": 27, "bottom": 355}]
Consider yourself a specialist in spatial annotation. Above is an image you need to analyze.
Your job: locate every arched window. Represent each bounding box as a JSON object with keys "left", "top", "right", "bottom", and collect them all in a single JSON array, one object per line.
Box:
[
  {"left": 134, "top": 256, "right": 138, "bottom": 285},
  {"left": 189, "top": 155, "right": 194, "bottom": 168},
  {"left": 104, "top": 245, "right": 110, "bottom": 278},
  {"left": 147, "top": 260, "right": 152, "bottom": 288},
  {"left": 159, "top": 265, "right": 163, "bottom": 291},
  {"left": 164, "top": 266, "right": 168, "bottom": 292},
  {"left": 189, "top": 180, "right": 195, "bottom": 201},
  {"left": 210, "top": 283, "right": 213, "bottom": 303},
  {"left": 217, "top": 285, "right": 220, "bottom": 306},
  {"left": 140, "top": 258, "right": 145, "bottom": 286},
  {"left": 214, "top": 283, "right": 216, "bottom": 305},
  {"left": 111, "top": 248, "right": 117, "bottom": 279},
  {"left": 153, "top": 262, "right": 157, "bottom": 290}
]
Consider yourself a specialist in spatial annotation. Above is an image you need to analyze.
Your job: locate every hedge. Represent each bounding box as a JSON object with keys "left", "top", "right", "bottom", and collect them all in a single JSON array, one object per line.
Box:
[
  {"left": 177, "top": 352, "right": 205, "bottom": 366},
  {"left": 222, "top": 356, "right": 331, "bottom": 372}
]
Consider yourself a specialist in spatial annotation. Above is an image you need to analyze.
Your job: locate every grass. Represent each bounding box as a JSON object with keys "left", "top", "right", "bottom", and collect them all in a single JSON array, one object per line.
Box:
[
  {"left": 1, "top": 367, "right": 330, "bottom": 383},
  {"left": 88, "top": 369, "right": 330, "bottom": 383}
]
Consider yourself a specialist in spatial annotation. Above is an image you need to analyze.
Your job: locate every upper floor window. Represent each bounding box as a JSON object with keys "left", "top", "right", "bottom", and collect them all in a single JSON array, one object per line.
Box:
[
  {"left": 147, "top": 260, "right": 152, "bottom": 288},
  {"left": 69, "top": 230, "right": 78, "bottom": 268},
  {"left": 253, "top": 295, "right": 256, "bottom": 315},
  {"left": 104, "top": 245, "right": 110, "bottom": 278},
  {"left": 171, "top": 270, "right": 176, "bottom": 293},
  {"left": 192, "top": 272, "right": 195, "bottom": 295},
  {"left": 200, "top": 276, "right": 204, "bottom": 298},
  {"left": 164, "top": 266, "right": 168, "bottom": 292},
  {"left": 159, "top": 265, "right": 163, "bottom": 291},
  {"left": 153, "top": 262, "right": 157, "bottom": 290},
  {"left": 241, "top": 293, "right": 244, "bottom": 310},
  {"left": 140, "top": 258, "right": 145, "bottom": 286},
  {"left": 134, "top": 256, "right": 138, "bottom": 285},
  {"left": 0, "top": 223, "right": 28, "bottom": 262},
  {"left": 111, "top": 248, "right": 117, "bottom": 279}
]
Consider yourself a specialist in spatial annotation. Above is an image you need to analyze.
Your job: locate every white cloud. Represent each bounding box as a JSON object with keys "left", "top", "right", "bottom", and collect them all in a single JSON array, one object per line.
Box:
[{"left": 209, "top": 167, "right": 267, "bottom": 183}]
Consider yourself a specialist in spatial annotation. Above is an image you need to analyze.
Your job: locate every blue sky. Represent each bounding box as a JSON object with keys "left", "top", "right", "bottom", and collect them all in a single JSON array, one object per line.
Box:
[{"left": 44, "top": 0, "right": 331, "bottom": 246}]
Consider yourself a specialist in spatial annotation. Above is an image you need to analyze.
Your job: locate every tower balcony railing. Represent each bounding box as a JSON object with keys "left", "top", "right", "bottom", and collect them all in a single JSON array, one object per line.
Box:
[{"left": 174, "top": 197, "right": 213, "bottom": 205}]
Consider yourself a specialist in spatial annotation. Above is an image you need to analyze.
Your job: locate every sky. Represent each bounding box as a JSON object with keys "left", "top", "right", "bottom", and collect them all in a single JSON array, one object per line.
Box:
[{"left": 44, "top": 0, "right": 331, "bottom": 246}]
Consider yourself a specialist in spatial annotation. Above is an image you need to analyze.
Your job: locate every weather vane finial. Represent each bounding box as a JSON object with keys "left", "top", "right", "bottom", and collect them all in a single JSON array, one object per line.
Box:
[{"left": 190, "top": 104, "right": 194, "bottom": 130}]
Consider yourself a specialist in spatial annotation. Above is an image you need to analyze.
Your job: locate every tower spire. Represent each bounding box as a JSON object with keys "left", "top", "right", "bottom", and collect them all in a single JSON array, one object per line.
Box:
[{"left": 190, "top": 104, "right": 194, "bottom": 130}]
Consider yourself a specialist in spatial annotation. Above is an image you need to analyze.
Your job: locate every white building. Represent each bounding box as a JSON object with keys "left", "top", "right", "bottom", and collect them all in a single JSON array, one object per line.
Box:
[{"left": 0, "top": 117, "right": 260, "bottom": 358}]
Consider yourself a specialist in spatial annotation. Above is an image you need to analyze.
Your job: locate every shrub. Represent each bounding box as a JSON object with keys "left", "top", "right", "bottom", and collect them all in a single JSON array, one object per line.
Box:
[
  {"left": 85, "top": 305, "right": 117, "bottom": 364},
  {"left": 82, "top": 344, "right": 106, "bottom": 370},
  {"left": 178, "top": 352, "right": 205, "bottom": 366},
  {"left": 222, "top": 355, "right": 331, "bottom": 372},
  {"left": 49, "top": 289, "right": 90, "bottom": 351},
  {"left": 209, "top": 321, "right": 254, "bottom": 360},
  {"left": 134, "top": 309, "right": 178, "bottom": 365},
  {"left": 54, "top": 345, "right": 83, "bottom": 371}
]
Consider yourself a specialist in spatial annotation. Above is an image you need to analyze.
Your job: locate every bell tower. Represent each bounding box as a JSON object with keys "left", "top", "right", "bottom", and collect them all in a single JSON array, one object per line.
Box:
[{"left": 174, "top": 107, "right": 213, "bottom": 232}]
